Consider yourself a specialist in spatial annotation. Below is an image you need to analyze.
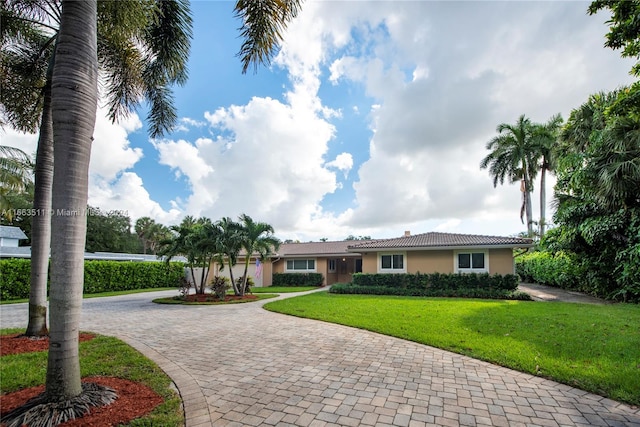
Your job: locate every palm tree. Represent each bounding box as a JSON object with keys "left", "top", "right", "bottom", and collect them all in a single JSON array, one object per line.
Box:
[
  {"left": 2, "top": 2, "right": 117, "bottom": 424},
  {"left": 217, "top": 216, "right": 243, "bottom": 294},
  {"left": 237, "top": 214, "right": 280, "bottom": 296},
  {"left": 2, "top": 0, "right": 301, "bottom": 423},
  {"left": 0, "top": 145, "right": 33, "bottom": 218},
  {"left": 2, "top": 0, "right": 192, "bottom": 337},
  {"left": 531, "top": 114, "right": 563, "bottom": 238},
  {"left": 480, "top": 115, "right": 538, "bottom": 236}
]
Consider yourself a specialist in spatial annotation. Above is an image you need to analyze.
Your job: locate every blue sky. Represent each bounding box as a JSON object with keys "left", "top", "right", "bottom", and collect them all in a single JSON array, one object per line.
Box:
[{"left": 4, "top": 1, "right": 635, "bottom": 242}]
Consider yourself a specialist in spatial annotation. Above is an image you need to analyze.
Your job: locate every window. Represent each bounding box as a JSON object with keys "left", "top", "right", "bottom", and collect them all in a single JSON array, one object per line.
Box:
[
  {"left": 286, "top": 259, "right": 316, "bottom": 272},
  {"left": 456, "top": 251, "right": 487, "bottom": 273},
  {"left": 379, "top": 253, "right": 405, "bottom": 273},
  {"left": 328, "top": 259, "right": 337, "bottom": 273}
]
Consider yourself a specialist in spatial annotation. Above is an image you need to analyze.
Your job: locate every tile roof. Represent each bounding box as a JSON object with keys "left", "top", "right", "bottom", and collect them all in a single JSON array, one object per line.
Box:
[
  {"left": 275, "top": 240, "right": 373, "bottom": 257},
  {"left": 0, "top": 226, "right": 28, "bottom": 241},
  {"left": 347, "top": 232, "right": 534, "bottom": 250}
]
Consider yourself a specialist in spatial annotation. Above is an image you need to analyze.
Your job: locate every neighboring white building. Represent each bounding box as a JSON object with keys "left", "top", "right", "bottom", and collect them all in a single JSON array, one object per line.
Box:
[
  {"left": 0, "top": 225, "right": 28, "bottom": 248},
  {"left": 0, "top": 225, "right": 184, "bottom": 262}
]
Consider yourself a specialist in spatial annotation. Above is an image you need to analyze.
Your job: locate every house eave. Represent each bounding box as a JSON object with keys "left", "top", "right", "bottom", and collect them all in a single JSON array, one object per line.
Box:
[{"left": 347, "top": 244, "right": 534, "bottom": 252}]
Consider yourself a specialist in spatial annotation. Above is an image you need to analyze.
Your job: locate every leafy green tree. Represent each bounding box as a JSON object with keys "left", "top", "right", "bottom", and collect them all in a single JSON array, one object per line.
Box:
[
  {"left": 550, "top": 88, "right": 640, "bottom": 301},
  {"left": 589, "top": 0, "right": 640, "bottom": 76},
  {"left": 237, "top": 214, "right": 279, "bottom": 296},
  {"left": 480, "top": 115, "right": 538, "bottom": 236},
  {"left": 85, "top": 206, "right": 140, "bottom": 253},
  {"left": 135, "top": 216, "right": 170, "bottom": 254}
]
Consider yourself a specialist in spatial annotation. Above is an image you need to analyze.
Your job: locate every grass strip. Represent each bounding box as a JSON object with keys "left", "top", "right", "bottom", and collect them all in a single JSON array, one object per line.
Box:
[
  {"left": 264, "top": 292, "right": 640, "bottom": 406},
  {"left": 251, "top": 286, "right": 318, "bottom": 293}
]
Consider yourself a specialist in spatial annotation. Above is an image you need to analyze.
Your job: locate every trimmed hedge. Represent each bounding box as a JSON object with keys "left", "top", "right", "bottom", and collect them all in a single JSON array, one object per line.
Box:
[
  {"left": 0, "top": 259, "right": 31, "bottom": 300},
  {"left": 328, "top": 272, "right": 523, "bottom": 300},
  {"left": 83, "top": 261, "right": 185, "bottom": 294},
  {"left": 350, "top": 272, "right": 519, "bottom": 291},
  {"left": 515, "top": 251, "right": 585, "bottom": 290},
  {"left": 272, "top": 272, "right": 323, "bottom": 287},
  {"left": 0, "top": 259, "right": 185, "bottom": 300}
]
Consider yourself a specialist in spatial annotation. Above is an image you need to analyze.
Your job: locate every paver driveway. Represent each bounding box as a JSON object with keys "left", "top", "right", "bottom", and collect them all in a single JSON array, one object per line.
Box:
[{"left": 2, "top": 289, "right": 639, "bottom": 427}]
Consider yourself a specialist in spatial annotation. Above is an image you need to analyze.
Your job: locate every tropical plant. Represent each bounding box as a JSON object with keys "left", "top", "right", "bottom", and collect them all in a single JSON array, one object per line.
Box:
[
  {"left": 216, "top": 216, "right": 243, "bottom": 294},
  {"left": 135, "top": 216, "right": 170, "bottom": 254},
  {"left": 480, "top": 115, "right": 539, "bottom": 236},
  {"left": 237, "top": 214, "right": 280, "bottom": 296},
  {"left": 549, "top": 88, "right": 640, "bottom": 301},
  {"left": 0, "top": 145, "right": 32, "bottom": 218},
  {"left": 530, "top": 114, "right": 563, "bottom": 237}
]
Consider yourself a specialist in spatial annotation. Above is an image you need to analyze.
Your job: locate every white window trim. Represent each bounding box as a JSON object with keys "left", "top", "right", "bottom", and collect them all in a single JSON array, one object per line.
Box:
[
  {"left": 285, "top": 258, "right": 317, "bottom": 272},
  {"left": 328, "top": 259, "right": 337, "bottom": 273},
  {"left": 454, "top": 250, "right": 489, "bottom": 274},
  {"left": 378, "top": 252, "right": 407, "bottom": 273}
]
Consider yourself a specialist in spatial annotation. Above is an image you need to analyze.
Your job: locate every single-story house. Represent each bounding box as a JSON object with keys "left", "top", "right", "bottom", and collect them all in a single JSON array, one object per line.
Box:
[{"left": 213, "top": 231, "right": 534, "bottom": 287}]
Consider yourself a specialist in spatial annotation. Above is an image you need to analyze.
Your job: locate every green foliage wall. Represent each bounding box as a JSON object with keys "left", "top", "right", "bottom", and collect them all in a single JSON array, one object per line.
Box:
[
  {"left": 330, "top": 272, "right": 525, "bottom": 299},
  {"left": 0, "top": 259, "right": 31, "bottom": 300},
  {"left": 0, "top": 259, "right": 184, "bottom": 300},
  {"left": 515, "top": 251, "right": 585, "bottom": 290},
  {"left": 350, "top": 272, "right": 519, "bottom": 291},
  {"left": 272, "top": 272, "right": 323, "bottom": 287}
]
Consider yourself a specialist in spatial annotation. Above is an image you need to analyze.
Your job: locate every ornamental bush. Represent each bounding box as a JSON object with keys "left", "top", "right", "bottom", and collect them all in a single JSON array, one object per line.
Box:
[
  {"left": 351, "top": 272, "right": 518, "bottom": 292},
  {"left": 0, "top": 259, "right": 32, "bottom": 300},
  {"left": 515, "top": 251, "right": 584, "bottom": 290},
  {"left": 272, "top": 272, "right": 323, "bottom": 287}
]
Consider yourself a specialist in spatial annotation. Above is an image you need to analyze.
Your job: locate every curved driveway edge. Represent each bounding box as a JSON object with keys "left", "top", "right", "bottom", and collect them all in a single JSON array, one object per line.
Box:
[{"left": 1, "top": 288, "right": 639, "bottom": 427}]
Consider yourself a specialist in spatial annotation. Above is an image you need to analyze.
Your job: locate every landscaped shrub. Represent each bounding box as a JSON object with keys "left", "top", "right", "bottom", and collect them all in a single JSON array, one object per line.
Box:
[
  {"left": 210, "top": 276, "right": 231, "bottom": 300},
  {"left": 515, "top": 251, "right": 584, "bottom": 290},
  {"left": 351, "top": 272, "right": 518, "bottom": 292},
  {"left": 0, "top": 259, "right": 32, "bottom": 300},
  {"left": 83, "top": 261, "right": 185, "bottom": 293},
  {"left": 272, "top": 272, "right": 323, "bottom": 287},
  {"left": 0, "top": 259, "right": 185, "bottom": 300}
]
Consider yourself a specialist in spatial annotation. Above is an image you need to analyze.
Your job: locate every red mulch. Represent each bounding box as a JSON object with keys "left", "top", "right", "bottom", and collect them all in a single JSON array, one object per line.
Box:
[
  {"left": 182, "top": 293, "right": 258, "bottom": 302},
  {"left": 1, "top": 333, "right": 96, "bottom": 356},
  {"left": 0, "top": 334, "right": 165, "bottom": 426}
]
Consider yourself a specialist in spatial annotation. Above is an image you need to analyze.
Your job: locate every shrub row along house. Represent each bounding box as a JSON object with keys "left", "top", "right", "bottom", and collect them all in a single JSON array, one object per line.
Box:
[{"left": 213, "top": 231, "right": 534, "bottom": 287}]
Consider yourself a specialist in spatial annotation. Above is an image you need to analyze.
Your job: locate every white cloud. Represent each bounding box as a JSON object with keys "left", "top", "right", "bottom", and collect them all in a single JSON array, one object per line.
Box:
[
  {"left": 90, "top": 111, "right": 143, "bottom": 181},
  {"left": 325, "top": 152, "right": 353, "bottom": 178}
]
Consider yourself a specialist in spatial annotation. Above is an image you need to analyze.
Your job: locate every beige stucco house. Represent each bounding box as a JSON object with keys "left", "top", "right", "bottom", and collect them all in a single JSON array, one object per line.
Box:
[{"left": 213, "top": 231, "right": 533, "bottom": 287}]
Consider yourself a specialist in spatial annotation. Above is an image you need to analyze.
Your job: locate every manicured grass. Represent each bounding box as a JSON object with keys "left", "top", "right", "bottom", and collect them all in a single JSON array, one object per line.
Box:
[
  {"left": 251, "top": 286, "right": 318, "bottom": 293},
  {"left": 0, "top": 329, "right": 182, "bottom": 426},
  {"left": 264, "top": 292, "right": 640, "bottom": 406},
  {"left": 0, "top": 287, "right": 176, "bottom": 305}
]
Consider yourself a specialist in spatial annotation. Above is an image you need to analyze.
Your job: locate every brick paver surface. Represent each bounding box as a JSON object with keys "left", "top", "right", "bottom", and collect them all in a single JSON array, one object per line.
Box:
[{"left": 2, "top": 289, "right": 639, "bottom": 427}]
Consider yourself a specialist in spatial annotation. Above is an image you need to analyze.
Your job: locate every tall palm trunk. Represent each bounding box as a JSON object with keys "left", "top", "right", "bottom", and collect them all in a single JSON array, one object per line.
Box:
[
  {"left": 539, "top": 164, "right": 547, "bottom": 238},
  {"left": 46, "top": 0, "right": 97, "bottom": 400},
  {"left": 26, "top": 68, "right": 54, "bottom": 338}
]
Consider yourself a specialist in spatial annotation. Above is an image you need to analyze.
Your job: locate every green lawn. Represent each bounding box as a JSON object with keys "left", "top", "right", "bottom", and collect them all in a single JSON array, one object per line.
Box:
[
  {"left": 0, "top": 329, "right": 182, "bottom": 426},
  {"left": 264, "top": 292, "right": 640, "bottom": 406},
  {"left": 251, "top": 286, "right": 318, "bottom": 293}
]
